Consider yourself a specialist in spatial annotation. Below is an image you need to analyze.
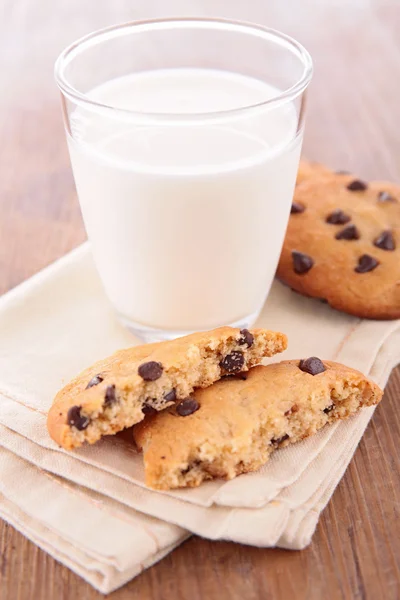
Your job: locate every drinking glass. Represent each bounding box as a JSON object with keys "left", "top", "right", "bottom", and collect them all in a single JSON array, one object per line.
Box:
[{"left": 55, "top": 18, "right": 312, "bottom": 342}]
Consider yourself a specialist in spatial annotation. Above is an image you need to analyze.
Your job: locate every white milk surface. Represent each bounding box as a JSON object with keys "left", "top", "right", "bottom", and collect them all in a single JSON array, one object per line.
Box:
[{"left": 68, "top": 68, "right": 302, "bottom": 333}]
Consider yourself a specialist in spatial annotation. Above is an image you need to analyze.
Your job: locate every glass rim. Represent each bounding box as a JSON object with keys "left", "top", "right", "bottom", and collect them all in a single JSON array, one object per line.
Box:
[{"left": 55, "top": 17, "right": 313, "bottom": 120}]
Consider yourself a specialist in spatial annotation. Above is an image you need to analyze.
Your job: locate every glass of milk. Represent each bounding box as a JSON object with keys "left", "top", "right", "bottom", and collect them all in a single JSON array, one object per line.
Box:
[{"left": 55, "top": 18, "right": 312, "bottom": 342}]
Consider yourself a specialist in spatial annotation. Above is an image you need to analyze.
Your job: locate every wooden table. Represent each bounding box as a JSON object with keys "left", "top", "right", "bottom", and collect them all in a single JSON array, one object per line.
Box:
[{"left": 0, "top": 1, "right": 399, "bottom": 598}]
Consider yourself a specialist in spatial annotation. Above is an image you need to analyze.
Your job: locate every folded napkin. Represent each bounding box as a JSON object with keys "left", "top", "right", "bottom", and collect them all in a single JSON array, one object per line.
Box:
[{"left": 0, "top": 243, "right": 398, "bottom": 592}]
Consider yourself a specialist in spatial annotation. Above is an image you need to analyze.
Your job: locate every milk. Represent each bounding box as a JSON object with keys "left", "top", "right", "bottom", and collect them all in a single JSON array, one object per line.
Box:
[{"left": 67, "top": 68, "right": 302, "bottom": 337}]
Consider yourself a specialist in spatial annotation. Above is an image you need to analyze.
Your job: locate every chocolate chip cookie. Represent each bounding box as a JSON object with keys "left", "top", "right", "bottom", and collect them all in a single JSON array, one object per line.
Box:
[
  {"left": 278, "top": 170, "right": 400, "bottom": 319},
  {"left": 47, "top": 327, "right": 287, "bottom": 450},
  {"left": 133, "top": 359, "right": 382, "bottom": 490}
]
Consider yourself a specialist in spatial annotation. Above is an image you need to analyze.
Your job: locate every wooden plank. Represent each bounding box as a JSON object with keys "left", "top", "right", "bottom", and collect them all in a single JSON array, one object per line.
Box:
[{"left": 0, "top": 1, "right": 399, "bottom": 598}]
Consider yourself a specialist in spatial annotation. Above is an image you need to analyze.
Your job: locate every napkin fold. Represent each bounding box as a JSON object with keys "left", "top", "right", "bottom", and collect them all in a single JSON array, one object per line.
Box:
[{"left": 0, "top": 243, "right": 398, "bottom": 593}]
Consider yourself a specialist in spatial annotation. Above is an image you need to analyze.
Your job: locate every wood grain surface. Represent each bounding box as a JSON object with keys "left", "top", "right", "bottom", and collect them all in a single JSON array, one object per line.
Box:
[{"left": 0, "top": 1, "right": 399, "bottom": 598}]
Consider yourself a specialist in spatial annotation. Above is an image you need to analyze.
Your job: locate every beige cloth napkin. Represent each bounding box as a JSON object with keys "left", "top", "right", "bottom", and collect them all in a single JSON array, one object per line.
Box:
[{"left": 0, "top": 243, "right": 398, "bottom": 592}]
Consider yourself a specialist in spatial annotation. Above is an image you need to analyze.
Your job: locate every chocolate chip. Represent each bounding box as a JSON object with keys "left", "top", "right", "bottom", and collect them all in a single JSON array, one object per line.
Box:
[
  {"left": 355, "top": 254, "right": 379, "bottom": 273},
  {"left": 285, "top": 404, "right": 299, "bottom": 416},
  {"left": 292, "top": 250, "right": 314, "bottom": 275},
  {"left": 336, "top": 170, "right": 350, "bottom": 175},
  {"left": 347, "top": 179, "right": 368, "bottom": 191},
  {"left": 291, "top": 202, "right": 305, "bottom": 214},
  {"left": 67, "top": 406, "right": 90, "bottom": 431},
  {"left": 238, "top": 328, "right": 254, "bottom": 347},
  {"left": 104, "top": 385, "right": 117, "bottom": 407},
  {"left": 220, "top": 350, "right": 245, "bottom": 373},
  {"left": 142, "top": 403, "right": 157, "bottom": 416},
  {"left": 163, "top": 389, "right": 177, "bottom": 403},
  {"left": 86, "top": 374, "right": 104, "bottom": 389},
  {"left": 299, "top": 357, "right": 326, "bottom": 375},
  {"left": 271, "top": 434, "right": 289, "bottom": 446},
  {"left": 138, "top": 361, "right": 163, "bottom": 381},
  {"left": 378, "top": 191, "right": 397, "bottom": 203},
  {"left": 374, "top": 230, "right": 395, "bottom": 251},
  {"left": 176, "top": 398, "right": 200, "bottom": 417},
  {"left": 324, "top": 405, "right": 334, "bottom": 414},
  {"left": 335, "top": 224, "right": 360, "bottom": 240},
  {"left": 326, "top": 209, "right": 351, "bottom": 225}
]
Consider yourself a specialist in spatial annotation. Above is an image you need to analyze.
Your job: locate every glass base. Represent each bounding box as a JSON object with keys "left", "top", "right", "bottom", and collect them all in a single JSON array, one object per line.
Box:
[{"left": 117, "top": 309, "right": 262, "bottom": 343}]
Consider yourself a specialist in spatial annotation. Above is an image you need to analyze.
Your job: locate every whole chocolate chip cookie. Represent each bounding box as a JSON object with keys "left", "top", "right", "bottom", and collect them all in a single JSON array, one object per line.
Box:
[
  {"left": 278, "top": 169, "right": 400, "bottom": 319},
  {"left": 47, "top": 327, "right": 287, "bottom": 450},
  {"left": 133, "top": 360, "right": 382, "bottom": 490}
]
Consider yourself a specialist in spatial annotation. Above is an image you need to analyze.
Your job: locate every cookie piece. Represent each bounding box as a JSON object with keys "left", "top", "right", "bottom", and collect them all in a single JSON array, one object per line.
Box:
[
  {"left": 278, "top": 171, "right": 400, "bottom": 319},
  {"left": 133, "top": 360, "right": 382, "bottom": 490},
  {"left": 47, "top": 327, "right": 287, "bottom": 450}
]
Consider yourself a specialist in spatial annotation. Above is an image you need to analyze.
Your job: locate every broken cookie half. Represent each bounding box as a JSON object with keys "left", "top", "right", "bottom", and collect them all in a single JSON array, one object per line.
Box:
[
  {"left": 47, "top": 326, "right": 287, "bottom": 450},
  {"left": 133, "top": 359, "right": 382, "bottom": 490}
]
